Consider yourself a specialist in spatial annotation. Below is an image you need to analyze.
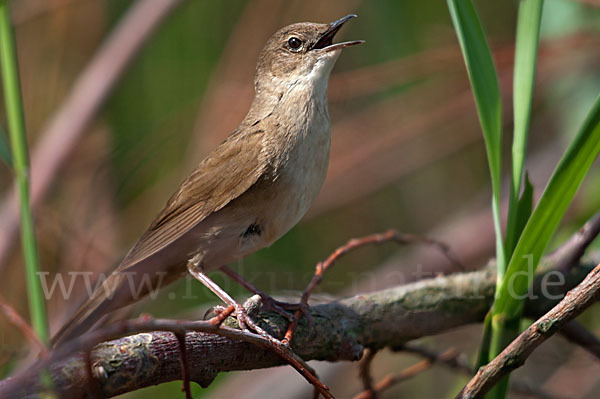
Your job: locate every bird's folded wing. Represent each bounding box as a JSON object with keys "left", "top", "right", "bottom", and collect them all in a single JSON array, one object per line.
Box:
[{"left": 119, "top": 130, "right": 267, "bottom": 269}]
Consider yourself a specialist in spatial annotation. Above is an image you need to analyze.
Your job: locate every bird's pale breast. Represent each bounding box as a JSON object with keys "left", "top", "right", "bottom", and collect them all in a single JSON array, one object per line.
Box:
[{"left": 194, "top": 85, "right": 332, "bottom": 269}]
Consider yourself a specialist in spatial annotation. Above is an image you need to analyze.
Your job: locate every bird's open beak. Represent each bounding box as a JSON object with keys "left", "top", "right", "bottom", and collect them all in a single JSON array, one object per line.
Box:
[{"left": 311, "top": 14, "right": 364, "bottom": 52}]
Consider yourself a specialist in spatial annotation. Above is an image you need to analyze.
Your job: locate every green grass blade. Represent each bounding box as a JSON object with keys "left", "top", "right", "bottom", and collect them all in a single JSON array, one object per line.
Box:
[
  {"left": 447, "top": 3, "right": 507, "bottom": 393},
  {"left": 0, "top": 0, "right": 49, "bottom": 344},
  {"left": 505, "top": 0, "right": 544, "bottom": 257},
  {"left": 489, "top": 94, "right": 600, "bottom": 397},
  {"left": 476, "top": 311, "right": 493, "bottom": 368},
  {"left": 513, "top": 173, "right": 534, "bottom": 241},
  {"left": 478, "top": 176, "right": 532, "bottom": 370},
  {"left": 447, "top": 0, "right": 505, "bottom": 277},
  {"left": 494, "top": 92, "right": 600, "bottom": 323},
  {"left": 487, "top": 3, "right": 543, "bottom": 396}
]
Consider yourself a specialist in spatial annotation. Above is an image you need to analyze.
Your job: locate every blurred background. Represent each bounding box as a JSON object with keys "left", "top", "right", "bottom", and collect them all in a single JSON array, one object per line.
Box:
[{"left": 0, "top": 0, "right": 599, "bottom": 397}]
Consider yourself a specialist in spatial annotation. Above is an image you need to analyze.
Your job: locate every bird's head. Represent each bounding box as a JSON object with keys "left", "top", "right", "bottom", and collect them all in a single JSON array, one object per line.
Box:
[{"left": 254, "top": 14, "right": 363, "bottom": 96}]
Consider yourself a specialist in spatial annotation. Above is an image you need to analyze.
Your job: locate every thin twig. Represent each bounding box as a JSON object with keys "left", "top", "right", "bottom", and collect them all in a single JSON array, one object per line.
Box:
[
  {"left": 457, "top": 262, "right": 600, "bottom": 398},
  {"left": 394, "top": 344, "right": 561, "bottom": 399},
  {"left": 559, "top": 320, "right": 600, "bottom": 361},
  {"left": 354, "top": 348, "right": 460, "bottom": 399},
  {"left": 401, "top": 344, "right": 471, "bottom": 374},
  {"left": 284, "top": 229, "right": 463, "bottom": 343},
  {"left": 0, "top": 298, "right": 47, "bottom": 357},
  {"left": 358, "top": 348, "right": 378, "bottom": 399},
  {"left": 551, "top": 211, "right": 600, "bottom": 273},
  {"left": 174, "top": 331, "right": 192, "bottom": 399}
]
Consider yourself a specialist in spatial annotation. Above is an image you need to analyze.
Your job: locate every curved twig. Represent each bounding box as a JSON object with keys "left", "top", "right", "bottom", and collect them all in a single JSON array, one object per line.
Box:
[
  {"left": 550, "top": 211, "right": 600, "bottom": 273},
  {"left": 284, "top": 229, "right": 464, "bottom": 343},
  {"left": 0, "top": 297, "right": 47, "bottom": 357},
  {"left": 356, "top": 344, "right": 562, "bottom": 399},
  {"left": 355, "top": 348, "right": 461, "bottom": 399}
]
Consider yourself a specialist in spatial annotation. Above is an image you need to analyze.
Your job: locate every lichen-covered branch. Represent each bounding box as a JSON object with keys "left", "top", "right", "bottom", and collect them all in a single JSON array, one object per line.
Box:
[{"left": 0, "top": 262, "right": 595, "bottom": 398}]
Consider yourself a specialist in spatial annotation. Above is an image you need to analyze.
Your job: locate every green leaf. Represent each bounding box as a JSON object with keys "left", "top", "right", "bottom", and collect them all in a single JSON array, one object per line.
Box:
[
  {"left": 514, "top": 173, "right": 534, "bottom": 242},
  {"left": 476, "top": 311, "right": 493, "bottom": 368},
  {"left": 487, "top": 3, "right": 544, "bottom": 396},
  {"left": 447, "top": 0, "right": 505, "bottom": 277},
  {"left": 494, "top": 93, "right": 600, "bottom": 320},
  {"left": 0, "top": 0, "right": 49, "bottom": 344},
  {"left": 489, "top": 93, "right": 599, "bottom": 396},
  {"left": 505, "top": 0, "right": 543, "bottom": 257},
  {"left": 485, "top": 177, "right": 533, "bottom": 383}
]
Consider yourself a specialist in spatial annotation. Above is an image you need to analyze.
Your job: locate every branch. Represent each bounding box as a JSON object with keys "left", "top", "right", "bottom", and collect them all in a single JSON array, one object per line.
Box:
[
  {"left": 559, "top": 320, "right": 600, "bottom": 361},
  {"left": 354, "top": 348, "right": 461, "bottom": 399},
  {"left": 457, "top": 262, "right": 600, "bottom": 398},
  {"left": 0, "top": 297, "right": 47, "bottom": 356},
  {"left": 550, "top": 211, "right": 600, "bottom": 273},
  {"left": 357, "top": 348, "right": 378, "bottom": 399},
  {"left": 284, "top": 229, "right": 464, "bottom": 342},
  {"left": 1, "top": 262, "right": 596, "bottom": 398},
  {"left": 396, "top": 344, "right": 562, "bottom": 399},
  {"left": 356, "top": 342, "right": 569, "bottom": 399}
]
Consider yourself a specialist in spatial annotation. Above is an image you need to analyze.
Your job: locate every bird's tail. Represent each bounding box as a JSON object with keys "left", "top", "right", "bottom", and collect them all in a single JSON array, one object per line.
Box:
[
  {"left": 52, "top": 257, "right": 184, "bottom": 347},
  {"left": 51, "top": 272, "right": 125, "bottom": 347}
]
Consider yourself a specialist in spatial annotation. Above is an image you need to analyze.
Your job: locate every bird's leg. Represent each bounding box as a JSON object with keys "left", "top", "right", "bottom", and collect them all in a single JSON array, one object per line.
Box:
[
  {"left": 219, "top": 265, "right": 313, "bottom": 326},
  {"left": 186, "top": 256, "right": 279, "bottom": 342},
  {"left": 187, "top": 260, "right": 335, "bottom": 395}
]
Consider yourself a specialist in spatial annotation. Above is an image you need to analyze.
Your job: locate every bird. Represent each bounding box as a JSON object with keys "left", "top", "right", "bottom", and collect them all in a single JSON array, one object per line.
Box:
[{"left": 53, "top": 14, "right": 363, "bottom": 346}]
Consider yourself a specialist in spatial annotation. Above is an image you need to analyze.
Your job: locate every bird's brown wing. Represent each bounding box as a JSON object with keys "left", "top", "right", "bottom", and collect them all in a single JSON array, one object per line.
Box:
[{"left": 119, "top": 131, "right": 267, "bottom": 270}]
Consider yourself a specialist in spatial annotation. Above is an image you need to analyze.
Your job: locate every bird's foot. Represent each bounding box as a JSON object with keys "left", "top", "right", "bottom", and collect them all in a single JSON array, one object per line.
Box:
[{"left": 207, "top": 300, "right": 288, "bottom": 347}]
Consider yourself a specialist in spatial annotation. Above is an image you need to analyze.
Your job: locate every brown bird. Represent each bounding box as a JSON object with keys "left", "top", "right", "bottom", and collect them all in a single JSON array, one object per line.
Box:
[{"left": 53, "top": 14, "right": 363, "bottom": 346}]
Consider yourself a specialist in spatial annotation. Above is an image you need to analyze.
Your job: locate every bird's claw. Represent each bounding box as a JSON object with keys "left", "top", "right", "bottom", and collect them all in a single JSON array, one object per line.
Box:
[
  {"left": 205, "top": 296, "right": 310, "bottom": 348},
  {"left": 232, "top": 303, "right": 253, "bottom": 332},
  {"left": 206, "top": 301, "right": 269, "bottom": 337}
]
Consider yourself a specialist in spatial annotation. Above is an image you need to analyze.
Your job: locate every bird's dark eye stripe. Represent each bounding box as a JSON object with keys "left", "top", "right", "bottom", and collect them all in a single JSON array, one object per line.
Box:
[{"left": 287, "top": 37, "right": 302, "bottom": 50}]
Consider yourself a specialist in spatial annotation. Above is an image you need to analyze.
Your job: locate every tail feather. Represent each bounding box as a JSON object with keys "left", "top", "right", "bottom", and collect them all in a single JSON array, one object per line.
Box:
[
  {"left": 51, "top": 293, "right": 114, "bottom": 347},
  {"left": 51, "top": 272, "right": 125, "bottom": 347},
  {"left": 52, "top": 260, "right": 183, "bottom": 348}
]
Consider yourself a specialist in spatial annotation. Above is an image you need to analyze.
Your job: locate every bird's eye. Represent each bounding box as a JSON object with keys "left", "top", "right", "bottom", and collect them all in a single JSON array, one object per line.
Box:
[{"left": 287, "top": 37, "right": 303, "bottom": 51}]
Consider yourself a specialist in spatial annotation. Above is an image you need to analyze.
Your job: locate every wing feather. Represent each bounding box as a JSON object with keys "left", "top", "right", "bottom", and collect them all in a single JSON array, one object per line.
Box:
[{"left": 119, "top": 130, "right": 266, "bottom": 269}]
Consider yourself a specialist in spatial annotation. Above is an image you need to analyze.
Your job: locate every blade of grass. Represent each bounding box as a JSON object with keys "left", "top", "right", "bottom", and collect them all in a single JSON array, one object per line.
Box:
[
  {"left": 494, "top": 93, "right": 600, "bottom": 320},
  {"left": 513, "top": 174, "right": 533, "bottom": 241},
  {"left": 0, "top": 0, "right": 49, "bottom": 344},
  {"left": 489, "top": 5, "right": 543, "bottom": 398},
  {"left": 505, "top": 0, "right": 544, "bottom": 257},
  {"left": 488, "top": 94, "right": 600, "bottom": 396},
  {"left": 447, "top": 0, "right": 504, "bottom": 276},
  {"left": 447, "top": 3, "right": 506, "bottom": 389},
  {"left": 476, "top": 311, "right": 493, "bottom": 368}
]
